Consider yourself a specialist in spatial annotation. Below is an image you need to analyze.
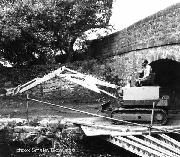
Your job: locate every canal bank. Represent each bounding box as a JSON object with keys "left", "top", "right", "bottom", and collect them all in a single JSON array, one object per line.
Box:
[{"left": 0, "top": 117, "right": 139, "bottom": 157}]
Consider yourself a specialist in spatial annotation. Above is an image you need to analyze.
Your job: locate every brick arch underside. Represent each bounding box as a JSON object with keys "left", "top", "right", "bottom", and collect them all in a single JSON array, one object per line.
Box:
[
  {"left": 149, "top": 59, "right": 180, "bottom": 110},
  {"left": 150, "top": 59, "right": 180, "bottom": 88}
]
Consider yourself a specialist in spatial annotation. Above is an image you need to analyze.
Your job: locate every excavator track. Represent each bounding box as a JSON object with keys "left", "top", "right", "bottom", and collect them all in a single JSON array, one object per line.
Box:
[{"left": 111, "top": 108, "right": 167, "bottom": 125}]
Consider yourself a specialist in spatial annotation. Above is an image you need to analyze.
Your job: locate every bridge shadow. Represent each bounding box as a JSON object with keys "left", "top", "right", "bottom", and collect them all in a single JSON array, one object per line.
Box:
[
  {"left": 150, "top": 59, "right": 180, "bottom": 110},
  {"left": 150, "top": 59, "right": 180, "bottom": 88}
]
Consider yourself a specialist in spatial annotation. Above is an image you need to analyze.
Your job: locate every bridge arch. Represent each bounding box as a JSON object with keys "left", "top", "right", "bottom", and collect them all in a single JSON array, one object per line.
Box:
[
  {"left": 150, "top": 59, "right": 180, "bottom": 88},
  {"left": 86, "top": 3, "right": 180, "bottom": 109}
]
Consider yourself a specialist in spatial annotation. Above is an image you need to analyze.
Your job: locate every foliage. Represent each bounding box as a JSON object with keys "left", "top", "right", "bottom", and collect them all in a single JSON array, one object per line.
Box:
[{"left": 0, "top": 0, "right": 113, "bottom": 66}]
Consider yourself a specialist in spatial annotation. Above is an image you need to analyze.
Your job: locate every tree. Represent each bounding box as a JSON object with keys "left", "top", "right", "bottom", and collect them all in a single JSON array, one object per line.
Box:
[{"left": 0, "top": 0, "right": 113, "bottom": 65}]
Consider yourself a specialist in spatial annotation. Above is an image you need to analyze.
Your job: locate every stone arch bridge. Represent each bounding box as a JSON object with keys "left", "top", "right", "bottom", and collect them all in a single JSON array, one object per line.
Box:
[{"left": 87, "top": 3, "right": 180, "bottom": 109}]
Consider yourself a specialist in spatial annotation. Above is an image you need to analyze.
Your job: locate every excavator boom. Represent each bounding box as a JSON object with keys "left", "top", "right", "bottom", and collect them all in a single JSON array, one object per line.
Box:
[{"left": 6, "top": 66, "right": 117, "bottom": 98}]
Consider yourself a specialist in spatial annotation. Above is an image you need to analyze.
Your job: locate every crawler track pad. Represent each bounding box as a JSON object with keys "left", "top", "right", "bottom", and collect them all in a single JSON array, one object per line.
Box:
[{"left": 111, "top": 108, "right": 167, "bottom": 125}]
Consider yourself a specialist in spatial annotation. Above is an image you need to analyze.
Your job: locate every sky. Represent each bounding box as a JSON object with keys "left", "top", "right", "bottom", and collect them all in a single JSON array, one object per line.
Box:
[{"left": 110, "top": 0, "right": 180, "bottom": 31}]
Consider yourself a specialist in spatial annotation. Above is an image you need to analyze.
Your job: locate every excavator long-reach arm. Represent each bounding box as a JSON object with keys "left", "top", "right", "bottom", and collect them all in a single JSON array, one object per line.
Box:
[{"left": 6, "top": 66, "right": 118, "bottom": 98}]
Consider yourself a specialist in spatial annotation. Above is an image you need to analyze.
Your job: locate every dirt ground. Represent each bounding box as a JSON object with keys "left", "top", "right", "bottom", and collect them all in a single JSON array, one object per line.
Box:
[
  {"left": 1, "top": 94, "right": 180, "bottom": 126},
  {"left": 0, "top": 95, "right": 102, "bottom": 120}
]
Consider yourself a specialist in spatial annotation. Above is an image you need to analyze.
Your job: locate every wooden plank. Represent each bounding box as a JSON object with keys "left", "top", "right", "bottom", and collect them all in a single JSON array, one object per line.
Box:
[
  {"left": 67, "top": 117, "right": 180, "bottom": 136},
  {"left": 127, "top": 136, "right": 178, "bottom": 157},
  {"left": 80, "top": 126, "right": 160, "bottom": 136}
]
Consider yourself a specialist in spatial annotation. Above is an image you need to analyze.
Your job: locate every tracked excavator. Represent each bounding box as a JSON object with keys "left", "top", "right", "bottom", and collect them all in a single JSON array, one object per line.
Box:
[
  {"left": 4, "top": 66, "right": 169, "bottom": 125},
  {"left": 101, "top": 86, "right": 169, "bottom": 125}
]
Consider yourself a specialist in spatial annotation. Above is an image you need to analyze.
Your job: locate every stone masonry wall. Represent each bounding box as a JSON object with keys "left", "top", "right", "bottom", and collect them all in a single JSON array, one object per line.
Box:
[
  {"left": 106, "top": 45, "right": 180, "bottom": 85},
  {"left": 88, "top": 3, "right": 180, "bottom": 58}
]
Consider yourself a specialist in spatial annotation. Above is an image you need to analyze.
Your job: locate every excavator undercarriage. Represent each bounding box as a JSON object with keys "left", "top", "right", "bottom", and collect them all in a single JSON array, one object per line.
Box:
[{"left": 101, "top": 86, "right": 169, "bottom": 125}]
